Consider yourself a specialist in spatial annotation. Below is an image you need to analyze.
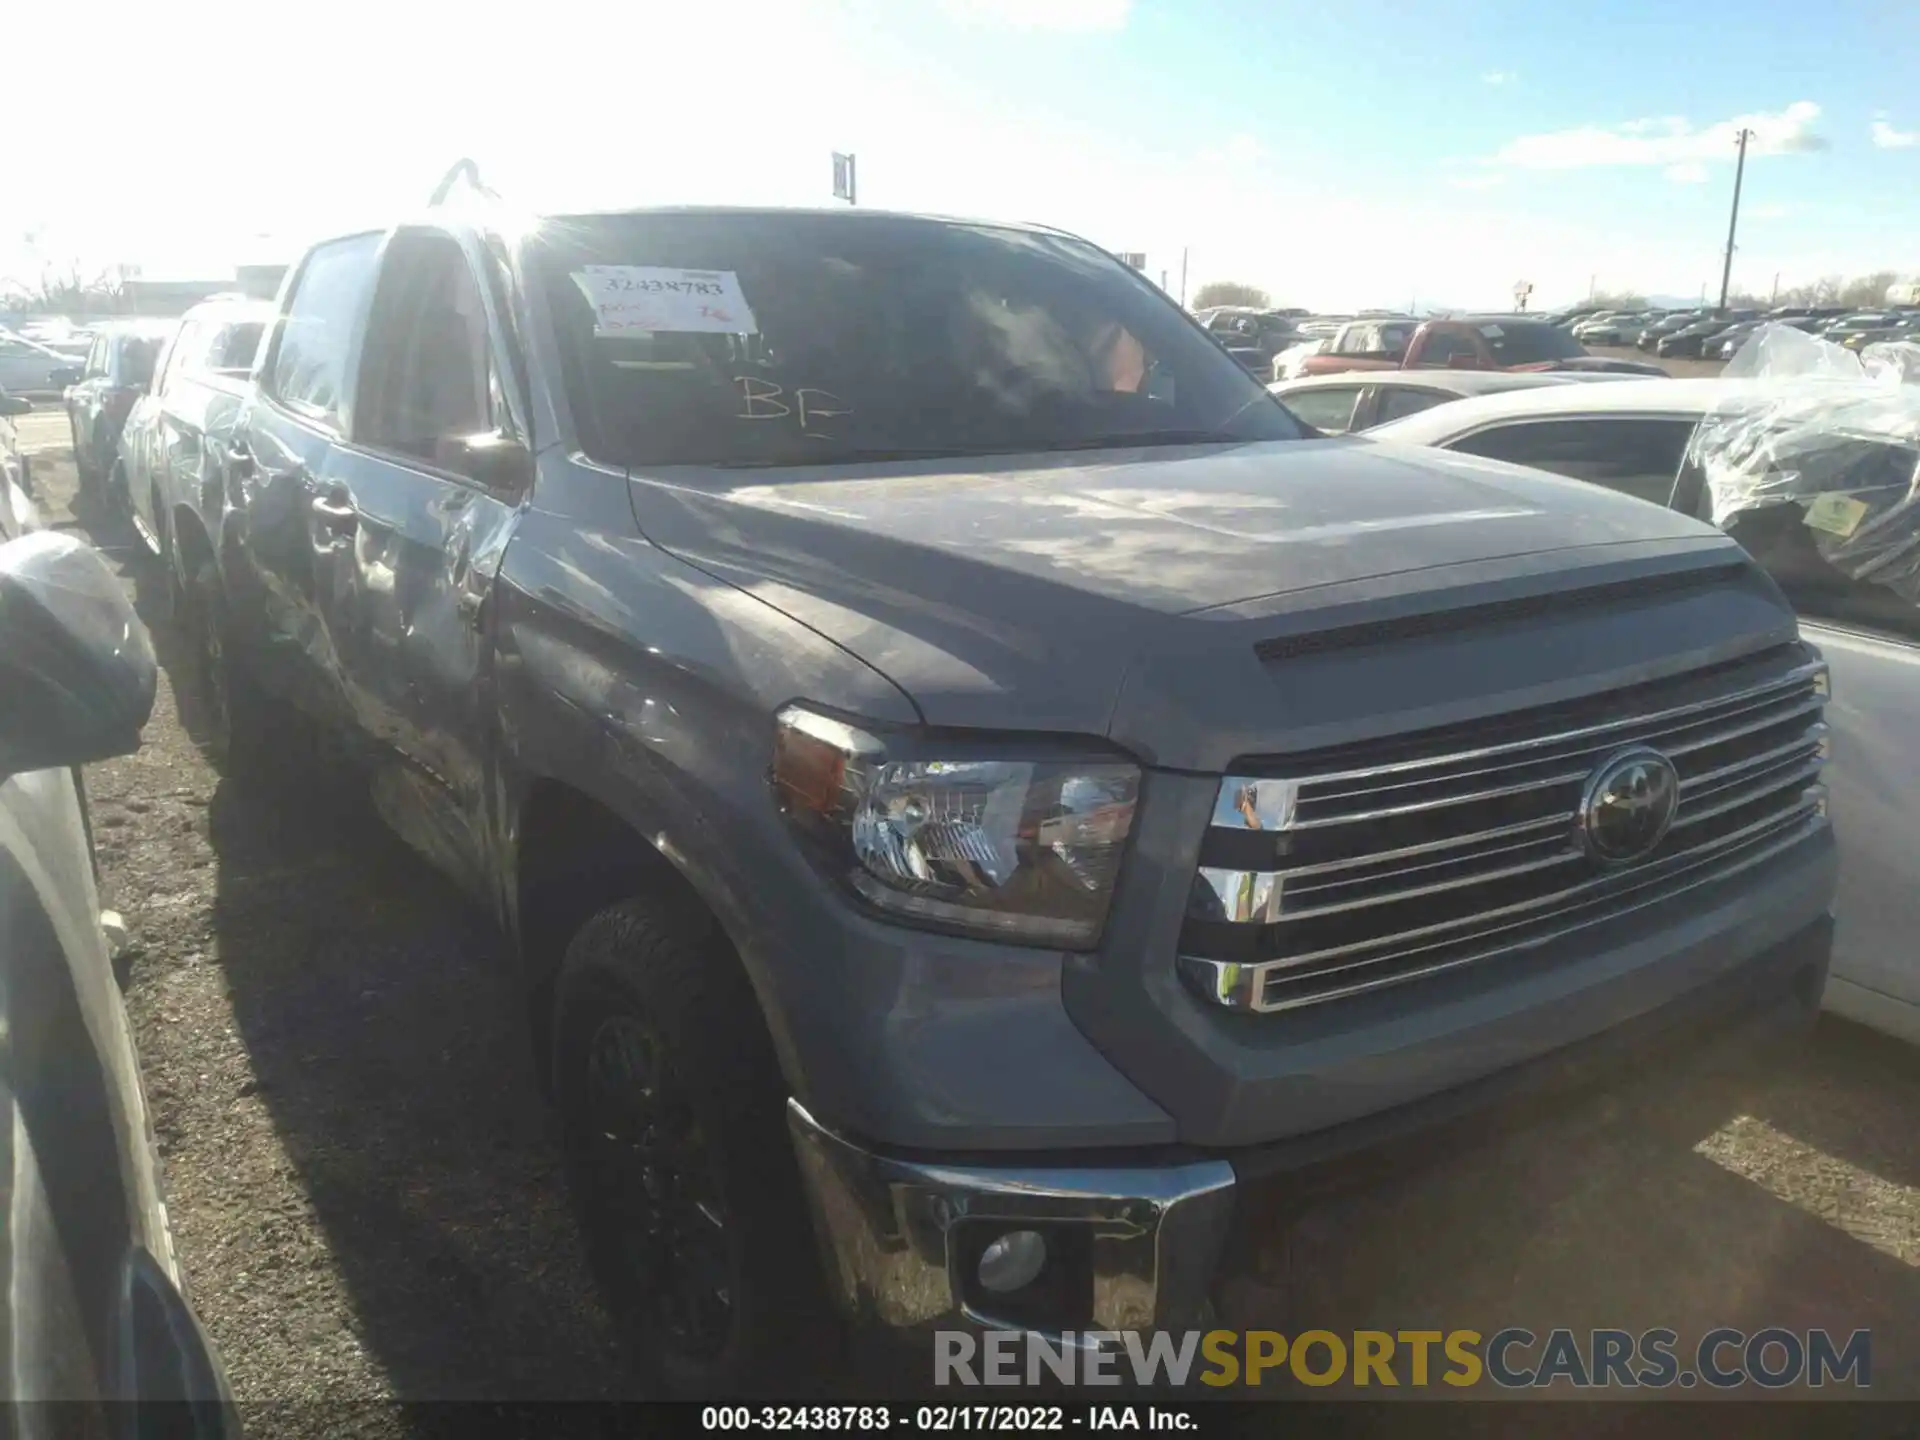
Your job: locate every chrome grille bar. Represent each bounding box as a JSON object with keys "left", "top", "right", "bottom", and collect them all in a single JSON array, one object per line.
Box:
[
  {"left": 1179, "top": 806, "right": 1825, "bottom": 1013},
  {"left": 1180, "top": 655, "right": 1830, "bottom": 1012}
]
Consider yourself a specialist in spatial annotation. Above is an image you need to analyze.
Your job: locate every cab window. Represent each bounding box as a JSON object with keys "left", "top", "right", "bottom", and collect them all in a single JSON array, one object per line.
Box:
[
  {"left": 353, "top": 232, "right": 499, "bottom": 470},
  {"left": 1448, "top": 417, "right": 1695, "bottom": 506},
  {"left": 1281, "top": 385, "right": 1365, "bottom": 434},
  {"left": 267, "top": 233, "right": 383, "bottom": 427}
]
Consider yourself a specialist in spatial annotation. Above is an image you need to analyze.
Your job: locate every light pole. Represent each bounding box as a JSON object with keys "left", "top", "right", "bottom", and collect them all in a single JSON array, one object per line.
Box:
[{"left": 1716, "top": 127, "right": 1753, "bottom": 313}]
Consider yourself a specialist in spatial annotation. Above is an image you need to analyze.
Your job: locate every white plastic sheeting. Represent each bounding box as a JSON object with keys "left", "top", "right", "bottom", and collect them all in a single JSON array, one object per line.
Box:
[{"left": 1688, "top": 323, "right": 1920, "bottom": 605}]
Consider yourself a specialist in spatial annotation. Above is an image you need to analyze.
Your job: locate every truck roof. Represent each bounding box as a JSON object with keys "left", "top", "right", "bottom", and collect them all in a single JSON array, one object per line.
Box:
[{"left": 331, "top": 203, "right": 1086, "bottom": 255}]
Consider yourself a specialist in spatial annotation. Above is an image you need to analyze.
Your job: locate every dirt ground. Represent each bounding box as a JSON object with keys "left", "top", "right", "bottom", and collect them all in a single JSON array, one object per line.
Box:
[{"left": 14, "top": 411, "right": 1920, "bottom": 1428}]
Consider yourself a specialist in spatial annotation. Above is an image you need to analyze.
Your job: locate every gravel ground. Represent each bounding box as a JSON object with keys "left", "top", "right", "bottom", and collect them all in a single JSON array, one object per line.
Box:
[{"left": 14, "top": 410, "right": 1920, "bottom": 1425}]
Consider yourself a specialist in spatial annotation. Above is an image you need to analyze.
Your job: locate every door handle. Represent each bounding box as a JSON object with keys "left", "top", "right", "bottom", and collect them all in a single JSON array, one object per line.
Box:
[{"left": 310, "top": 494, "right": 358, "bottom": 533}]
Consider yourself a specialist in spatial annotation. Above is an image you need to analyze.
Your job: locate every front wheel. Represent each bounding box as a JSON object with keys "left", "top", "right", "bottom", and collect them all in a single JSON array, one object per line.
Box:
[
  {"left": 554, "top": 895, "right": 838, "bottom": 1398},
  {"left": 177, "top": 555, "right": 275, "bottom": 778}
]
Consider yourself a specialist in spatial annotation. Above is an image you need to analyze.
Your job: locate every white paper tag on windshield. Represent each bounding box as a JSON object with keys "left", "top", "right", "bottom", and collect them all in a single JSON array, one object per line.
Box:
[
  {"left": 1478, "top": 324, "right": 1505, "bottom": 338},
  {"left": 571, "top": 266, "right": 759, "bottom": 336}
]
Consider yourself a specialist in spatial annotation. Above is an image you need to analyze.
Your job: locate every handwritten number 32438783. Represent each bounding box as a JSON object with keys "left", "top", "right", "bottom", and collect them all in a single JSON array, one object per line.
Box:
[{"left": 735, "top": 377, "right": 850, "bottom": 437}]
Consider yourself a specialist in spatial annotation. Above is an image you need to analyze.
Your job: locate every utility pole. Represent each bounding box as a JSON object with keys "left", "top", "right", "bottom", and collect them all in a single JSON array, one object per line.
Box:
[
  {"left": 1588, "top": 274, "right": 1596, "bottom": 301},
  {"left": 1716, "top": 127, "right": 1753, "bottom": 313},
  {"left": 1771, "top": 272, "right": 1780, "bottom": 305},
  {"left": 1178, "top": 248, "right": 1189, "bottom": 307}
]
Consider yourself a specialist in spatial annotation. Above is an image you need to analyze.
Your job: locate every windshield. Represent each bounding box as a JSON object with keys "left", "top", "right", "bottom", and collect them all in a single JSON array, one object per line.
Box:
[
  {"left": 1483, "top": 322, "right": 1585, "bottom": 365},
  {"left": 531, "top": 211, "right": 1303, "bottom": 469}
]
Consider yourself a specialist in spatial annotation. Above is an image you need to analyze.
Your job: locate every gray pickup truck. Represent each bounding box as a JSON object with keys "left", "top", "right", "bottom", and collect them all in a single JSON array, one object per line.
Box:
[{"left": 158, "top": 192, "right": 1837, "bottom": 1394}]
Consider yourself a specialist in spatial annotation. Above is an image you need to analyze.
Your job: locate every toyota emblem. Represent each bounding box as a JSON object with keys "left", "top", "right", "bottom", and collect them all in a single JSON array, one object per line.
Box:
[{"left": 1578, "top": 747, "right": 1680, "bottom": 865}]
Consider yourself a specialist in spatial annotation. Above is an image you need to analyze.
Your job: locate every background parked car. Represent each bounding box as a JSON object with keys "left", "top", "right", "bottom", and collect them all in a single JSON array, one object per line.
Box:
[
  {"left": 1268, "top": 367, "right": 1640, "bottom": 434},
  {"left": 1, "top": 387, "right": 36, "bottom": 535},
  {"left": 1571, "top": 310, "right": 1648, "bottom": 342},
  {"left": 1196, "top": 306, "right": 1299, "bottom": 361},
  {"left": 0, "top": 530, "right": 239, "bottom": 1422},
  {"left": 1574, "top": 312, "right": 1660, "bottom": 345},
  {"left": 1820, "top": 312, "right": 1906, "bottom": 344},
  {"left": 1657, "top": 312, "right": 1755, "bottom": 358},
  {"left": 117, "top": 297, "right": 272, "bottom": 555},
  {"left": 1367, "top": 376, "right": 1920, "bottom": 1044},
  {"left": 1707, "top": 320, "right": 1768, "bottom": 360},
  {"left": 0, "top": 328, "right": 83, "bottom": 394},
  {"left": 1637, "top": 312, "right": 1707, "bottom": 349},
  {"left": 52, "top": 321, "right": 174, "bottom": 507},
  {"left": 1841, "top": 315, "right": 1920, "bottom": 351},
  {"left": 1292, "top": 315, "right": 1352, "bottom": 340}
]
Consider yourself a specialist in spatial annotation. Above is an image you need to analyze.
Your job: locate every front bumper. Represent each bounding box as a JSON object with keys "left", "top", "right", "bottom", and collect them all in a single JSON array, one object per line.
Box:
[
  {"left": 788, "top": 1101, "right": 1236, "bottom": 1336},
  {"left": 789, "top": 912, "right": 1830, "bottom": 1343}
]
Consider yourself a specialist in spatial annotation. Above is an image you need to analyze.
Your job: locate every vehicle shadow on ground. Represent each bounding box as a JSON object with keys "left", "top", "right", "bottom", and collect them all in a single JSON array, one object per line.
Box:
[
  {"left": 96, "top": 513, "right": 644, "bottom": 1403},
  {"left": 1233, "top": 1036, "right": 1920, "bottom": 1400}
]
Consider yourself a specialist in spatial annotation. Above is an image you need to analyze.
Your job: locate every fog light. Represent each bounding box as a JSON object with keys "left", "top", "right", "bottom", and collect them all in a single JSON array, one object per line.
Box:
[{"left": 977, "top": 1230, "right": 1048, "bottom": 1294}]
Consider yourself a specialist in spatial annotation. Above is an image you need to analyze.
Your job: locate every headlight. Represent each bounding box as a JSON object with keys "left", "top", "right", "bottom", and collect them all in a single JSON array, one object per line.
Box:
[{"left": 771, "top": 705, "right": 1139, "bottom": 948}]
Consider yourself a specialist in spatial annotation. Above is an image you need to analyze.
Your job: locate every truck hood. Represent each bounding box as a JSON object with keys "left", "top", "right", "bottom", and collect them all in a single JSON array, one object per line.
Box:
[{"left": 626, "top": 438, "right": 1733, "bottom": 738}]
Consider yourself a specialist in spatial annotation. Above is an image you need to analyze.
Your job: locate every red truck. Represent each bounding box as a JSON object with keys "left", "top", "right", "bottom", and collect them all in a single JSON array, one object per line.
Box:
[{"left": 1300, "top": 315, "right": 1666, "bottom": 377}]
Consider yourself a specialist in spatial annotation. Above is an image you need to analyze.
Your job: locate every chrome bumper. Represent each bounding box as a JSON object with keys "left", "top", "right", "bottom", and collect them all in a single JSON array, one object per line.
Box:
[{"left": 786, "top": 1100, "right": 1236, "bottom": 1338}]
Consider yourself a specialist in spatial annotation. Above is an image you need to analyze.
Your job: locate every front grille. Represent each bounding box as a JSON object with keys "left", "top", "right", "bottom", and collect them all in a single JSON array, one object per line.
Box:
[{"left": 1178, "top": 648, "right": 1831, "bottom": 1012}]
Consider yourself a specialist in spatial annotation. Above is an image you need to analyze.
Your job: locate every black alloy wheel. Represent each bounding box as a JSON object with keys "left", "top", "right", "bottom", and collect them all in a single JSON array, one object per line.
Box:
[{"left": 579, "top": 1008, "right": 736, "bottom": 1362}]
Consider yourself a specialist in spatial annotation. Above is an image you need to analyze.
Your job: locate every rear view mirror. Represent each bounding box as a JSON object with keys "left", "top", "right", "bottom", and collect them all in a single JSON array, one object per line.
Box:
[
  {"left": 47, "top": 367, "right": 82, "bottom": 389},
  {"left": 0, "top": 532, "right": 156, "bottom": 779},
  {"left": 0, "top": 395, "right": 30, "bottom": 417},
  {"left": 435, "top": 431, "right": 534, "bottom": 500}
]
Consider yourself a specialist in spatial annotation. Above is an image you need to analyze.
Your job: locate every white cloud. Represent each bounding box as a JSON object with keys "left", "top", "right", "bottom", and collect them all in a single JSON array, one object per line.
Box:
[
  {"left": 938, "top": 0, "right": 1132, "bottom": 30},
  {"left": 1871, "top": 115, "right": 1919, "bottom": 149},
  {"left": 1664, "top": 162, "right": 1710, "bottom": 184},
  {"left": 1493, "top": 100, "right": 1828, "bottom": 171},
  {"left": 1482, "top": 70, "right": 1517, "bottom": 86},
  {"left": 1449, "top": 172, "right": 1506, "bottom": 191}
]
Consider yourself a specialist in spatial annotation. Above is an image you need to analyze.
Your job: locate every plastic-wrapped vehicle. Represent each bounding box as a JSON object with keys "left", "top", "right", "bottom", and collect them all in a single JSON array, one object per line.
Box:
[{"left": 1368, "top": 325, "right": 1920, "bottom": 1042}]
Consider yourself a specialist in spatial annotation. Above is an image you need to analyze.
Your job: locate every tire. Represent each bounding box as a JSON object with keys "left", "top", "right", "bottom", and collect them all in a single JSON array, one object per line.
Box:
[
  {"left": 68, "top": 417, "right": 94, "bottom": 496},
  {"left": 177, "top": 554, "right": 275, "bottom": 778},
  {"left": 553, "top": 895, "right": 838, "bottom": 1398}
]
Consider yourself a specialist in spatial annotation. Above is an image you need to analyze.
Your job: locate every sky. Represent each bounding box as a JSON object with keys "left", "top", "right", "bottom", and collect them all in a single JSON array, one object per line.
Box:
[{"left": 6, "top": 0, "right": 1918, "bottom": 311}]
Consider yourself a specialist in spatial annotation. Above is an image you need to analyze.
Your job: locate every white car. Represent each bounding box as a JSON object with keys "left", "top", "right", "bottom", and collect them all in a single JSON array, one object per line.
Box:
[
  {"left": 0, "top": 329, "right": 84, "bottom": 394},
  {"left": 1368, "top": 377, "right": 1920, "bottom": 1042},
  {"left": 1572, "top": 313, "right": 1652, "bottom": 345},
  {"left": 0, "top": 531, "right": 239, "bottom": 1417}
]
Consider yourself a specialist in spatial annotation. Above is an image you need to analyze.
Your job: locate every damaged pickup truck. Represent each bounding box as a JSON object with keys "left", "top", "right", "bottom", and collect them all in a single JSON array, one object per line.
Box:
[{"left": 163, "top": 192, "right": 1837, "bottom": 1394}]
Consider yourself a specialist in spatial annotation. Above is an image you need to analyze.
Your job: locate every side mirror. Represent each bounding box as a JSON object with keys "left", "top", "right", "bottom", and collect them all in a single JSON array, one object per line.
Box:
[
  {"left": 47, "top": 367, "right": 83, "bottom": 388},
  {"left": 0, "top": 395, "right": 30, "bottom": 417},
  {"left": 0, "top": 532, "right": 156, "bottom": 779},
  {"left": 435, "top": 431, "right": 534, "bottom": 500}
]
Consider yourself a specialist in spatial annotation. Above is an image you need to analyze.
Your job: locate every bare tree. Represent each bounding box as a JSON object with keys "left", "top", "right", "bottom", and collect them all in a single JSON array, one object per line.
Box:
[
  {"left": 1191, "top": 280, "right": 1271, "bottom": 310},
  {"left": 1588, "top": 289, "right": 1647, "bottom": 310},
  {"left": 1839, "top": 271, "right": 1901, "bottom": 309},
  {"left": 0, "top": 257, "right": 137, "bottom": 316}
]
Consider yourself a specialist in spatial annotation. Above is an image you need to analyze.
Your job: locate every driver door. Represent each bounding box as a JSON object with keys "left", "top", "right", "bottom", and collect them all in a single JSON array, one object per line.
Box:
[{"left": 315, "top": 227, "right": 528, "bottom": 899}]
